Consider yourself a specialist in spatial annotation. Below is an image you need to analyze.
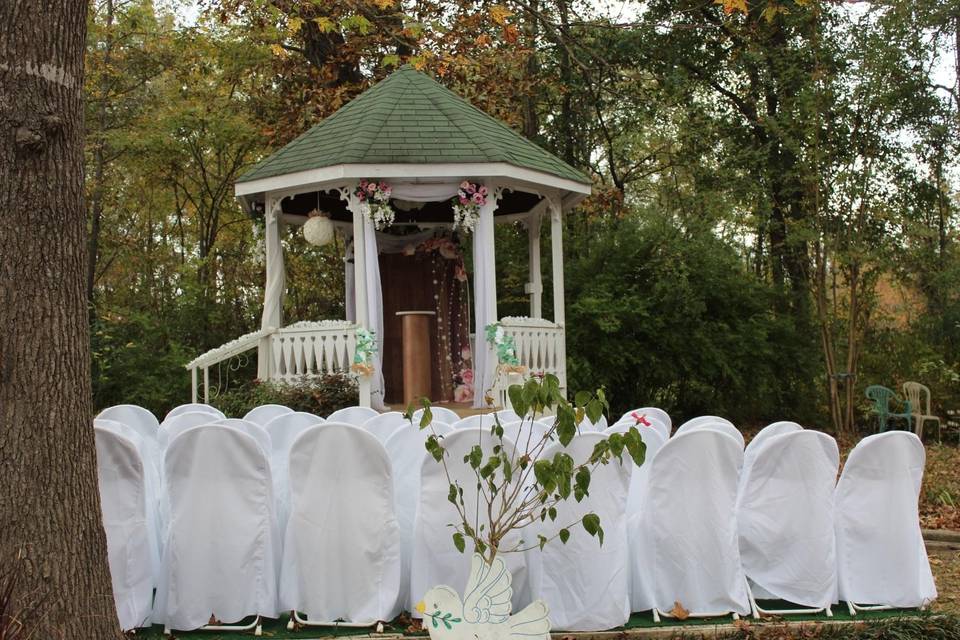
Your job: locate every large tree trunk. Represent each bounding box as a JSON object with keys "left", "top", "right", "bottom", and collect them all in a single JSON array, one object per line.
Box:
[{"left": 0, "top": 0, "right": 124, "bottom": 638}]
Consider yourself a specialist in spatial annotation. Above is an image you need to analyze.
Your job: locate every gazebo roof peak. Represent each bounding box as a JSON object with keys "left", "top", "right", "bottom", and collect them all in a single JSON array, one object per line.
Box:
[{"left": 236, "top": 65, "right": 591, "bottom": 193}]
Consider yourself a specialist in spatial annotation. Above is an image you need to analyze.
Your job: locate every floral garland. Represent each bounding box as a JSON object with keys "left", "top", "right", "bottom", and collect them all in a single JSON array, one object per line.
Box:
[
  {"left": 451, "top": 181, "right": 488, "bottom": 233},
  {"left": 356, "top": 179, "right": 394, "bottom": 230},
  {"left": 484, "top": 322, "right": 521, "bottom": 367},
  {"left": 351, "top": 327, "right": 378, "bottom": 377}
]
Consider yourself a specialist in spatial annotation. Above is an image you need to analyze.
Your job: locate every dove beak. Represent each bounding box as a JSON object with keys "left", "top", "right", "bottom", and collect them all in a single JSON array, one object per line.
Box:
[{"left": 415, "top": 601, "right": 426, "bottom": 614}]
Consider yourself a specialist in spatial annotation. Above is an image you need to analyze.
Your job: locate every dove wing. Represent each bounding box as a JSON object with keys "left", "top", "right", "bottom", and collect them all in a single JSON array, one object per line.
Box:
[
  {"left": 462, "top": 554, "right": 513, "bottom": 624},
  {"left": 509, "top": 600, "right": 550, "bottom": 640}
]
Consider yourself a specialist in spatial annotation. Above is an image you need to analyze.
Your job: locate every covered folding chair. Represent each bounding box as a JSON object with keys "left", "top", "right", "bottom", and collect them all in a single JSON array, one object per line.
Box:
[
  {"left": 413, "top": 406, "right": 461, "bottom": 426},
  {"left": 578, "top": 414, "right": 608, "bottom": 431},
  {"left": 94, "top": 427, "right": 157, "bottom": 631},
  {"left": 159, "top": 411, "right": 221, "bottom": 449},
  {"left": 737, "top": 431, "right": 839, "bottom": 617},
  {"left": 451, "top": 414, "right": 497, "bottom": 430},
  {"left": 243, "top": 404, "right": 293, "bottom": 427},
  {"left": 154, "top": 425, "right": 279, "bottom": 634},
  {"left": 618, "top": 408, "right": 671, "bottom": 440},
  {"left": 605, "top": 423, "right": 666, "bottom": 517},
  {"left": 494, "top": 408, "right": 522, "bottom": 423},
  {"left": 385, "top": 421, "right": 453, "bottom": 612},
  {"left": 410, "top": 428, "right": 528, "bottom": 615},
  {"left": 363, "top": 411, "right": 409, "bottom": 443},
  {"left": 263, "top": 412, "right": 325, "bottom": 530},
  {"left": 532, "top": 433, "right": 632, "bottom": 630},
  {"left": 835, "top": 432, "right": 936, "bottom": 613},
  {"left": 215, "top": 419, "right": 273, "bottom": 457},
  {"left": 280, "top": 424, "right": 401, "bottom": 627},
  {"left": 742, "top": 421, "right": 803, "bottom": 473},
  {"left": 501, "top": 419, "right": 548, "bottom": 457},
  {"left": 97, "top": 404, "right": 160, "bottom": 441},
  {"left": 675, "top": 417, "right": 744, "bottom": 449},
  {"left": 328, "top": 406, "right": 379, "bottom": 425},
  {"left": 163, "top": 403, "right": 225, "bottom": 423},
  {"left": 629, "top": 430, "right": 750, "bottom": 621}
]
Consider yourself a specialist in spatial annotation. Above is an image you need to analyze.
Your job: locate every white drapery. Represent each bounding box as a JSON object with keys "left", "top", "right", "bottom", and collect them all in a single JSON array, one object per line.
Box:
[
  {"left": 363, "top": 217, "right": 386, "bottom": 410},
  {"left": 472, "top": 195, "right": 499, "bottom": 408}
]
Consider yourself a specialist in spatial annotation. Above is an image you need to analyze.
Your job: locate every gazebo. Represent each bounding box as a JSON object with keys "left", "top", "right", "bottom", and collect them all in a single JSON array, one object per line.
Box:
[{"left": 186, "top": 66, "right": 591, "bottom": 410}]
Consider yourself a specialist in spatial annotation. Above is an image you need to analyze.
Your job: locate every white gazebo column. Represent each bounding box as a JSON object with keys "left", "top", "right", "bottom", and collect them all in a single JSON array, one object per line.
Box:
[
  {"left": 258, "top": 195, "right": 285, "bottom": 380},
  {"left": 472, "top": 186, "right": 502, "bottom": 408},
  {"left": 344, "top": 189, "right": 372, "bottom": 408},
  {"left": 548, "top": 195, "right": 566, "bottom": 395},
  {"left": 527, "top": 210, "right": 543, "bottom": 319}
]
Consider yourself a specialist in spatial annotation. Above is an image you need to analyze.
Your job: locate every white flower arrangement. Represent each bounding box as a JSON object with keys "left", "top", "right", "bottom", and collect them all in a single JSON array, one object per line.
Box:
[
  {"left": 356, "top": 179, "right": 395, "bottom": 230},
  {"left": 186, "top": 327, "right": 276, "bottom": 369},
  {"left": 282, "top": 319, "right": 356, "bottom": 331},
  {"left": 451, "top": 181, "right": 488, "bottom": 233}
]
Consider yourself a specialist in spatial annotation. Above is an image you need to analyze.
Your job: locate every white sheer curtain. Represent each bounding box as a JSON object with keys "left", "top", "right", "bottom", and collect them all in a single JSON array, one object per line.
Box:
[
  {"left": 344, "top": 230, "right": 356, "bottom": 323},
  {"left": 363, "top": 218, "right": 386, "bottom": 410},
  {"left": 472, "top": 199, "right": 498, "bottom": 408}
]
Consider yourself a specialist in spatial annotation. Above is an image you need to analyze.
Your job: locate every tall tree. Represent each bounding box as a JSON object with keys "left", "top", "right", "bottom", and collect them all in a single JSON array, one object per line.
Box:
[{"left": 0, "top": 0, "right": 123, "bottom": 637}]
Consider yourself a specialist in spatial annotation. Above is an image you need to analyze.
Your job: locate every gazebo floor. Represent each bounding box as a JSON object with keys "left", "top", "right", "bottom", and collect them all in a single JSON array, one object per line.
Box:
[{"left": 136, "top": 606, "right": 930, "bottom": 639}]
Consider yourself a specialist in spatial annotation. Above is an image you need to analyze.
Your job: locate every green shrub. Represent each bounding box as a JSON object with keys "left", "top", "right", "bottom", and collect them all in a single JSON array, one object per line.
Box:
[{"left": 213, "top": 375, "right": 359, "bottom": 418}]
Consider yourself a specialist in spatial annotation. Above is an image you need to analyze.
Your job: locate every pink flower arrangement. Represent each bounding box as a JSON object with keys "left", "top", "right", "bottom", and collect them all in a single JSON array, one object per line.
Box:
[
  {"left": 355, "top": 179, "right": 394, "bottom": 229},
  {"left": 461, "top": 345, "right": 472, "bottom": 361},
  {"left": 452, "top": 181, "right": 488, "bottom": 233}
]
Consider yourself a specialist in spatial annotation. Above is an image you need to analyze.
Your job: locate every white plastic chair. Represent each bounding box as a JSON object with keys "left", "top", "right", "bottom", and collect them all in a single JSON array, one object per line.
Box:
[
  {"left": 243, "top": 404, "right": 293, "bottom": 427},
  {"left": 215, "top": 419, "right": 272, "bottom": 457},
  {"left": 410, "top": 428, "right": 528, "bottom": 615},
  {"left": 327, "top": 406, "right": 379, "bottom": 425},
  {"left": 835, "top": 432, "right": 937, "bottom": 613},
  {"left": 743, "top": 421, "right": 803, "bottom": 470},
  {"left": 94, "top": 426, "right": 157, "bottom": 631},
  {"left": 154, "top": 425, "right": 279, "bottom": 634},
  {"left": 385, "top": 421, "right": 454, "bottom": 611},
  {"left": 629, "top": 430, "right": 750, "bottom": 620},
  {"left": 362, "top": 411, "right": 409, "bottom": 444},
  {"left": 163, "top": 403, "right": 225, "bottom": 423},
  {"left": 903, "top": 382, "right": 942, "bottom": 441},
  {"left": 451, "top": 414, "right": 497, "bottom": 430},
  {"left": 413, "top": 406, "right": 461, "bottom": 426},
  {"left": 532, "top": 432, "right": 632, "bottom": 630},
  {"left": 159, "top": 411, "right": 221, "bottom": 449},
  {"left": 737, "top": 430, "right": 839, "bottom": 617},
  {"left": 280, "top": 424, "right": 401, "bottom": 627},
  {"left": 675, "top": 417, "right": 744, "bottom": 449}
]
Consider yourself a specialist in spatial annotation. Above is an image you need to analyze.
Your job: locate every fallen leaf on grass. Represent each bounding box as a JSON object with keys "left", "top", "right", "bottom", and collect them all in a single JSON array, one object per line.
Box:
[{"left": 669, "top": 600, "right": 689, "bottom": 620}]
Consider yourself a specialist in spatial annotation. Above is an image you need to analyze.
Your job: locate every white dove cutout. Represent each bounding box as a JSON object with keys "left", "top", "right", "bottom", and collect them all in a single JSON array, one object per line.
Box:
[{"left": 417, "top": 553, "right": 551, "bottom": 640}]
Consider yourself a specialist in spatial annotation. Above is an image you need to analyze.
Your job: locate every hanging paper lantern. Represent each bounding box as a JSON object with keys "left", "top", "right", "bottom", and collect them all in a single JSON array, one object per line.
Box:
[{"left": 303, "top": 211, "right": 334, "bottom": 246}]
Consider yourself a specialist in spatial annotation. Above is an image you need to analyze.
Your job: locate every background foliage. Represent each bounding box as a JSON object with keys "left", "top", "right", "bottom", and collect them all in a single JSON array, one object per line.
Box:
[{"left": 86, "top": 0, "right": 960, "bottom": 428}]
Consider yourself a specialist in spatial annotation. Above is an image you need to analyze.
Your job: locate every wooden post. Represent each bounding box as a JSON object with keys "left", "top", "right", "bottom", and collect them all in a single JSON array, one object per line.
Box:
[{"left": 528, "top": 210, "right": 543, "bottom": 318}]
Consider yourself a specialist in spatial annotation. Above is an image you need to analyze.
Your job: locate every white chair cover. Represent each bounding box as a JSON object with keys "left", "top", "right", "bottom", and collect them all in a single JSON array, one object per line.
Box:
[
  {"left": 154, "top": 426, "right": 279, "bottom": 631},
  {"left": 363, "top": 411, "right": 409, "bottom": 443},
  {"left": 280, "top": 424, "right": 401, "bottom": 622},
  {"left": 94, "top": 427, "right": 156, "bottom": 631},
  {"left": 159, "top": 411, "right": 222, "bottom": 448},
  {"left": 163, "top": 403, "right": 225, "bottom": 423},
  {"left": 619, "top": 407, "right": 671, "bottom": 440},
  {"left": 577, "top": 414, "right": 608, "bottom": 431},
  {"left": 493, "top": 409, "right": 522, "bottom": 424},
  {"left": 605, "top": 423, "right": 666, "bottom": 518},
  {"left": 243, "top": 404, "right": 293, "bottom": 426},
  {"left": 629, "top": 430, "right": 750, "bottom": 615},
  {"left": 532, "top": 433, "right": 631, "bottom": 630},
  {"left": 263, "top": 412, "right": 325, "bottom": 530},
  {"left": 413, "top": 406, "right": 461, "bottom": 426},
  {"left": 675, "top": 417, "right": 744, "bottom": 449},
  {"left": 215, "top": 419, "right": 272, "bottom": 457},
  {"left": 97, "top": 404, "right": 160, "bottom": 440},
  {"left": 410, "top": 428, "right": 528, "bottom": 615},
  {"left": 743, "top": 421, "right": 803, "bottom": 471},
  {"left": 835, "top": 432, "right": 936, "bottom": 608},
  {"left": 328, "top": 406, "right": 379, "bottom": 425},
  {"left": 451, "top": 414, "right": 497, "bottom": 430},
  {"left": 501, "top": 419, "right": 548, "bottom": 457},
  {"left": 385, "top": 422, "right": 453, "bottom": 611},
  {"left": 737, "top": 431, "right": 839, "bottom": 609}
]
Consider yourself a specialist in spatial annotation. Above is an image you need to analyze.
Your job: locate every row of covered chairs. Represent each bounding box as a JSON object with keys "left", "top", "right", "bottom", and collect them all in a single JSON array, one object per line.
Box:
[{"left": 94, "top": 404, "right": 936, "bottom": 633}]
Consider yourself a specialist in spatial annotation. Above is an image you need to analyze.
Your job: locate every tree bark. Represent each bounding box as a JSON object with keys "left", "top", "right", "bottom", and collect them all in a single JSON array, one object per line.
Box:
[{"left": 0, "top": 0, "right": 124, "bottom": 638}]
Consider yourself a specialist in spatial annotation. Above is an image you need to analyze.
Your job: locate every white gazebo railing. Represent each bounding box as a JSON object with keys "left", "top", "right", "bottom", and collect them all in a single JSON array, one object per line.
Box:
[
  {"left": 491, "top": 317, "right": 566, "bottom": 410},
  {"left": 269, "top": 321, "right": 358, "bottom": 383},
  {"left": 186, "top": 321, "right": 363, "bottom": 403}
]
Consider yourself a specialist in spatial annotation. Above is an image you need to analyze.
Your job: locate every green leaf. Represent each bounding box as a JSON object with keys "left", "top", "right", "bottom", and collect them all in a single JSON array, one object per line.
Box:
[
  {"left": 583, "top": 513, "right": 601, "bottom": 540},
  {"left": 586, "top": 398, "right": 603, "bottom": 425},
  {"left": 467, "top": 445, "right": 483, "bottom": 469},
  {"left": 538, "top": 534, "right": 548, "bottom": 550},
  {"left": 448, "top": 483, "right": 458, "bottom": 504},
  {"left": 508, "top": 385, "right": 527, "bottom": 418},
  {"left": 419, "top": 403, "right": 433, "bottom": 429},
  {"left": 453, "top": 532, "right": 465, "bottom": 553},
  {"left": 548, "top": 506, "right": 557, "bottom": 521},
  {"left": 574, "top": 390, "right": 591, "bottom": 407},
  {"left": 574, "top": 466, "right": 591, "bottom": 502},
  {"left": 559, "top": 528, "right": 570, "bottom": 544}
]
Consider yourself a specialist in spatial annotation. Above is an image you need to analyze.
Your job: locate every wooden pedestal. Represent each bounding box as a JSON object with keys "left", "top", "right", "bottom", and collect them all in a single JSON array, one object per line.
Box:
[{"left": 397, "top": 311, "right": 435, "bottom": 406}]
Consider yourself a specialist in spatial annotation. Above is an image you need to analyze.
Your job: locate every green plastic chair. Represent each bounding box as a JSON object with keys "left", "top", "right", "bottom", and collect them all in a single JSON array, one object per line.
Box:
[{"left": 864, "top": 385, "right": 913, "bottom": 433}]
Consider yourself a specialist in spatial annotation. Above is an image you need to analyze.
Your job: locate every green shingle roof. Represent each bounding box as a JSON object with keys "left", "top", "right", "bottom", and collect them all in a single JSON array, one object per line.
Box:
[{"left": 237, "top": 66, "right": 590, "bottom": 186}]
